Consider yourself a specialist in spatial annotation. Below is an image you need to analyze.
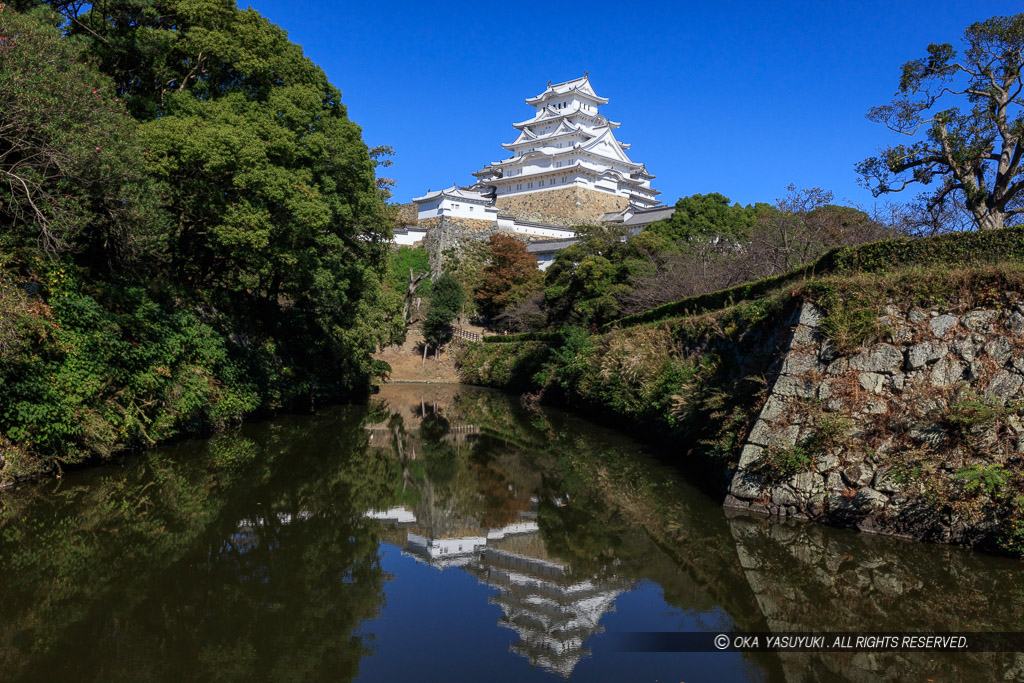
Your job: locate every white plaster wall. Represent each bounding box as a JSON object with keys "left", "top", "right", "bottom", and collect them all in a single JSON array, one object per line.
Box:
[
  {"left": 417, "top": 535, "right": 487, "bottom": 558},
  {"left": 441, "top": 201, "right": 488, "bottom": 220},
  {"left": 393, "top": 229, "right": 428, "bottom": 246},
  {"left": 416, "top": 197, "right": 442, "bottom": 220},
  {"left": 486, "top": 522, "right": 539, "bottom": 540},
  {"left": 503, "top": 224, "right": 575, "bottom": 238}
]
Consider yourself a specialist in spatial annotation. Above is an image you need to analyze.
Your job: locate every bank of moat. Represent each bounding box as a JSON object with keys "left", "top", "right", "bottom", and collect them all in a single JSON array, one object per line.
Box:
[{"left": 396, "top": 75, "right": 674, "bottom": 268}]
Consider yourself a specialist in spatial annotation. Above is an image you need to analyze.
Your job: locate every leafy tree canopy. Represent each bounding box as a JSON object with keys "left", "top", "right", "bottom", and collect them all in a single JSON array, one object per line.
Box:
[
  {"left": 0, "top": 6, "right": 161, "bottom": 271},
  {"left": 422, "top": 272, "right": 464, "bottom": 345},
  {"left": 474, "top": 233, "right": 542, "bottom": 321},
  {"left": 0, "top": 2, "right": 402, "bottom": 475},
  {"left": 67, "top": 0, "right": 399, "bottom": 376},
  {"left": 857, "top": 13, "right": 1024, "bottom": 230},
  {"left": 543, "top": 225, "right": 671, "bottom": 327},
  {"left": 647, "top": 193, "right": 765, "bottom": 243}
]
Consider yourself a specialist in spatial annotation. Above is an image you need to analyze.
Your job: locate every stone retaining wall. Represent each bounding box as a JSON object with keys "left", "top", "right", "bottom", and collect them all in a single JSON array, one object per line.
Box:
[
  {"left": 417, "top": 216, "right": 494, "bottom": 233},
  {"left": 727, "top": 300, "right": 1024, "bottom": 550},
  {"left": 423, "top": 216, "right": 502, "bottom": 275},
  {"left": 496, "top": 187, "right": 627, "bottom": 227},
  {"left": 395, "top": 202, "right": 418, "bottom": 226}
]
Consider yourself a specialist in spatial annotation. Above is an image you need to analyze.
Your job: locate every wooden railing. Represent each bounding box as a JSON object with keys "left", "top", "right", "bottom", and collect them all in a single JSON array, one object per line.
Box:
[{"left": 452, "top": 327, "right": 483, "bottom": 342}]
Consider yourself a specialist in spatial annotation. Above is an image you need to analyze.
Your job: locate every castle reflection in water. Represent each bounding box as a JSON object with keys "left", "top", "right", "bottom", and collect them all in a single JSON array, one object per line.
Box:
[
  {"left": 362, "top": 384, "right": 629, "bottom": 678},
  {"left": 367, "top": 504, "right": 628, "bottom": 679}
]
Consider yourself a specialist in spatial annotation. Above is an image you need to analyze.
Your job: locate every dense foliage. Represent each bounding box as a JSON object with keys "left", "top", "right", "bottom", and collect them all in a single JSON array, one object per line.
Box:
[
  {"left": 542, "top": 224, "right": 669, "bottom": 327},
  {"left": 387, "top": 246, "right": 432, "bottom": 301},
  {"left": 0, "top": 4, "right": 400, "bottom": 481},
  {"left": 422, "top": 272, "right": 465, "bottom": 351},
  {"left": 646, "top": 193, "right": 768, "bottom": 243},
  {"left": 532, "top": 188, "right": 885, "bottom": 331}
]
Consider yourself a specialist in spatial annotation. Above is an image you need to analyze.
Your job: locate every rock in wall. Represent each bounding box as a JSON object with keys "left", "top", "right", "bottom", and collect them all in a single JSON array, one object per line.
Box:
[{"left": 394, "top": 202, "right": 419, "bottom": 226}]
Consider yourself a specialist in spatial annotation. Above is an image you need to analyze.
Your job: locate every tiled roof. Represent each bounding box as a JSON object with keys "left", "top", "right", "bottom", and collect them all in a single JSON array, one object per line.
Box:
[{"left": 525, "top": 239, "right": 578, "bottom": 253}]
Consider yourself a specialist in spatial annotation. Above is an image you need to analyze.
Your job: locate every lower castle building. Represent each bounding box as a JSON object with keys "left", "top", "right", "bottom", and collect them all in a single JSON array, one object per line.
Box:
[{"left": 399, "top": 75, "right": 673, "bottom": 269}]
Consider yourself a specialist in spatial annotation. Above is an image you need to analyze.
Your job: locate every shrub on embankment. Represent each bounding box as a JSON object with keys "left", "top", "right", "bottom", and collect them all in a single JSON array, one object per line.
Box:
[
  {"left": 458, "top": 290, "right": 801, "bottom": 494},
  {"left": 602, "top": 225, "right": 1024, "bottom": 330}
]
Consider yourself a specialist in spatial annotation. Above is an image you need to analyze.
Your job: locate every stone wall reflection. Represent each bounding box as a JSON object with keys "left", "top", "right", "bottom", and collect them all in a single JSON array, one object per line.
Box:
[
  {"left": 369, "top": 383, "right": 1024, "bottom": 682},
  {"left": 725, "top": 510, "right": 1024, "bottom": 682}
]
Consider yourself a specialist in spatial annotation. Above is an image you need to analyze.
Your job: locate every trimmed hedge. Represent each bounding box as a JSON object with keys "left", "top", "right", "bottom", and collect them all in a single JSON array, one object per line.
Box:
[
  {"left": 820, "top": 225, "right": 1024, "bottom": 272},
  {"left": 483, "top": 331, "right": 565, "bottom": 344},
  {"left": 605, "top": 226, "right": 1024, "bottom": 330}
]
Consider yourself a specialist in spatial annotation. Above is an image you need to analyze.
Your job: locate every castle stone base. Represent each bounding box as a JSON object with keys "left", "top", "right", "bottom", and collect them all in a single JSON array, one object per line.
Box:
[{"left": 495, "top": 187, "right": 628, "bottom": 227}]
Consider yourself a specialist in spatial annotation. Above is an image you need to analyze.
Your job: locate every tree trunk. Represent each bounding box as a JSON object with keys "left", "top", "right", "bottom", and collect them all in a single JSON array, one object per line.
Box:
[
  {"left": 404, "top": 268, "right": 427, "bottom": 320},
  {"left": 422, "top": 342, "right": 428, "bottom": 365},
  {"left": 435, "top": 344, "right": 440, "bottom": 361},
  {"left": 976, "top": 210, "right": 1005, "bottom": 230}
]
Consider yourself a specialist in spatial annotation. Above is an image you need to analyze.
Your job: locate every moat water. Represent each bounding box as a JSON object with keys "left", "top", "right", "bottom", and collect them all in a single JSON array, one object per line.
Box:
[{"left": 1, "top": 383, "right": 1023, "bottom": 682}]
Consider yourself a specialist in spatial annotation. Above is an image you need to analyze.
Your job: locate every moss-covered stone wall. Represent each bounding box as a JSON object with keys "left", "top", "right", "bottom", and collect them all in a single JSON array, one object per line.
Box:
[
  {"left": 727, "top": 299, "right": 1024, "bottom": 553},
  {"left": 422, "top": 216, "right": 501, "bottom": 275}
]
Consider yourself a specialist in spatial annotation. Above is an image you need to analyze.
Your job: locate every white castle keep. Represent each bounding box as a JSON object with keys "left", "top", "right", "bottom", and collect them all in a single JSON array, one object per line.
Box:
[
  {"left": 471, "top": 73, "right": 659, "bottom": 210},
  {"left": 398, "top": 75, "right": 674, "bottom": 268}
]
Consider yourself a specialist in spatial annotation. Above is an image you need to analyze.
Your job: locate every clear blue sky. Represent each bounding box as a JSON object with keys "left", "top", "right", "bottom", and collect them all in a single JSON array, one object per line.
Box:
[{"left": 246, "top": 0, "right": 1017, "bottom": 211}]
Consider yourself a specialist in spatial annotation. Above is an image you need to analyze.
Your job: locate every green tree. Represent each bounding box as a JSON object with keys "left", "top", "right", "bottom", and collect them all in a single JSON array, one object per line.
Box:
[
  {"left": 388, "top": 246, "right": 432, "bottom": 299},
  {"left": 65, "top": 0, "right": 401, "bottom": 389},
  {"left": 857, "top": 13, "right": 1024, "bottom": 230},
  {"left": 543, "top": 224, "right": 666, "bottom": 327},
  {"left": 48, "top": 0, "right": 397, "bottom": 321},
  {"left": 0, "top": 2, "right": 402, "bottom": 477},
  {"left": 387, "top": 245, "right": 431, "bottom": 326},
  {"left": 0, "top": 6, "right": 161, "bottom": 270},
  {"left": 474, "top": 233, "right": 543, "bottom": 322},
  {"left": 647, "top": 192, "right": 757, "bottom": 243},
  {"left": 422, "top": 272, "right": 464, "bottom": 361}
]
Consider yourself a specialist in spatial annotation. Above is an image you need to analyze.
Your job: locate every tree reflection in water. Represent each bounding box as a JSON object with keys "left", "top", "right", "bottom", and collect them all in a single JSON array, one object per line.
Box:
[{"left": 0, "top": 409, "right": 390, "bottom": 681}]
